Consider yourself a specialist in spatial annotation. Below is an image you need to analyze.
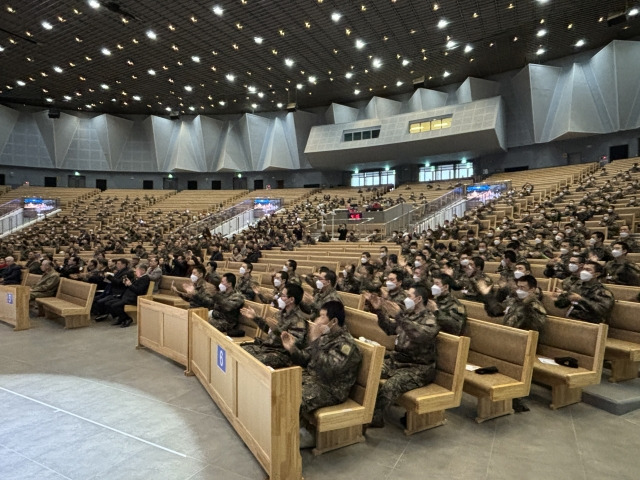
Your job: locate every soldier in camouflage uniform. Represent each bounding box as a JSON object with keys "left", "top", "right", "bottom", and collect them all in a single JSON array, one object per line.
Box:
[
  {"left": 560, "top": 255, "right": 585, "bottom": 292},
  {"left": 255, "top": 270, "right": 288, "bottom": 306},
  {"left": 301, "top": 270, "right": 343, "bottom": 317},
  {"left": 236, "top": 262, "right": 257, "bottom": 300},
  {"left": 605, "top": 242, "right": 640, "bottom": 286},
  {"left": 241, "top": 283, "right": 308, "bottom": 368},
  {"left": 282, "top": 259, "right": 302, "bottom": 285},
  {"left": 191, "top": 272, "right": 245, "bottom": 334},
  {"left": 614, "top": 225, "right": 640, "bottom": 253},
  {"left": 554, "top": 261, "right": 615, "bottom": 324},
  {"left": 428, "top": 274, "right": 467, "bottom": 335},
  {"left": 454, "top": 256, "right": 494, "bottom": 302},
  {"left": 586, "top": 232, "right": 613, "bottom": 262},
  {"left": 367, "top": 285, "right": 440, "bottom": 428},
  {"left": 337, "top": 264, "right": 360, "bottom": 294},
  {"left": 282, "top": 301, "right": 362, "bottom": 430}
]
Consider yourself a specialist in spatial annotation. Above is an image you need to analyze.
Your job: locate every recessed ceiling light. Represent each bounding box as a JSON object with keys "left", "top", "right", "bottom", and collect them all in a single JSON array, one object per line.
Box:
[
  {"left": 308, "top": 75, "right": 317, "bottom": 83},
  {"left": 443, "top": 70, "right": 451, "bottom": 78},
  {"left": 537, "top": 29, "right": 547, "bottom": 37},
  {"left": 629, "top": 7, "right": 639, "bottom": 16},
  {"left": 165, "top": 107, "right": 172, "bottom": 112},
  {"left": 446, "top": 40, "right": 456, "bottom": 49},
  {"left": 88, "top": 0, "right": 100, "bottom": 9},
  {"left": 567, "top": 23, "right": 573, "bottom": 29},
  {"left": 101, "top": 83, "right": 109, "bottom": 89},
  {"left": 64, "top": 95, "right": 73, "bottom": 101},
  {"left": 101, "top": 47, "right": 111, "bottom": 56},
  {"left": 296, "top": 83, "right": 303, "bottom": 90},
  {"left": 257, "top": 92, "right": 264, "bottom": 98},
  {"left": 45, "top": 97, "right": 53, "bottom": 102},
  {"left": 148, "top": 69, "right": 156, "bottom": 75},
  {"left": 536, "top": 47, "right": 546, "bottom": 55},
  {"left": 191, "top": 55, "right": 200, "bottom": 63},
  {"left": 248, "top": 85, "right": 256, "bottom": 93},
  {"left": 41, "top": 21, "right": 53, "bottom": 30},
  {"left": 372, "top": 58, "right": 382, "bottom": 68},
  {"left": 226, "top": 73, "right": 235, "bottom": 82},
  {"left": 53, "top": 66, "right": 63, "bottom": 73},
  {"left": 146, "top": 30, "right": 157, "bottom": 40},
  {"left": 396, "top": 81, "right": 403, "bottom": 87},
  {"left": 331, "top": 12, "right": 342, "bottom": 22},
  {"left": 575, "top": 39, "right": 586, "bottom": 47},
  {"left": 189, "top": 106, "right": 196, "bottom": 111},
  {"left": 251, "top": 103, "right": 258, "bottom": 109},
  {"left": 213, "top": 5, "right": 223, "bottom": 16},
  {"left": 402, "top": 59, "right": 410, "bottom": 66},
  {"left": 284, "top": 58, "right": 294, "bottom": 67},
  {"left": 16, "top": 80, "right": 25, "bottom": 86},
  {"left": 0, "top": 46, "right": 4, "bottom": 52},
  {"left": 184, "top": 85, "right": 193, "bottom": 92},
  {"left": 219, "top": 100, "right": 226, "bottom": 106},
  {"left": 254, "top": 36, "right": 263, "bottom": 44},
  {"left": 472, "top": 12, "right": 479, "bottom": 18},
  {"left": 354, "top": 89, "right": 360, "bottom": 95},
  {"left": 464, "top": 44, "right": 473, "bottom": 53},
  {"left": 277, "top": 102, "right": 283, "bottom": 108},
  {"left": 355, "top": 39, "right": 366, "bottom": 49},
  {"left": 437, "top": 19, "right": 449, "bottom": 29},
  {"left": 133, "top": 95, "right": 141, "bottom": 101},
  {"left": 345, "top": 72, "right": 354, "bottom": 79}
]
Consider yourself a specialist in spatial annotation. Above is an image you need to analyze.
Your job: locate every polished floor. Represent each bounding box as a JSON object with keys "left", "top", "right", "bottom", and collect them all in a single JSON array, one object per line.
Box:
[{"left": 2, "top": 315, "right": 640, "bottom": 480}]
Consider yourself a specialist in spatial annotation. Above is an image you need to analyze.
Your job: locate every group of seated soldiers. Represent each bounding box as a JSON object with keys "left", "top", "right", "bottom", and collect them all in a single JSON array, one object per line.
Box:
[{"left": 1, "top": 161, "right": 639, "bottom": 445}]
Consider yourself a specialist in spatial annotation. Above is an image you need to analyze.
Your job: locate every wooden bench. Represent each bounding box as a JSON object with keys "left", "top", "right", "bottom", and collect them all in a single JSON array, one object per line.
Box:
[
  {"left": 35, "top": 278, "right": 97, "bottom": 328},
  {"left": 152, "top": 275, "right": 190, "bottom": 308},
  {"left": 136, "top": 297, "right": 208, "bottom": 367},
  {"left": 310, "top": 338, "right": 385, "bottom": 455},
  {"left": 0, "top": 285, "right": 30, "bottom": 331},
  {"left": 233, "top": 300, "right": 267, "bottom": 343},
  {"left": 397, "top": 333, "right": 470, "bottom": 435},
  {"left": 124, "top": 281, "right": 154, "bottom": 324},
  {"left": 188, "top": 311, "right": 302, "bottom": 480},
  {"left": 463, "top": 318, "right": 538, "bottom": 422},
  {"left": 338, "top": 291, "right": 364, "bottom": 310},
  {"left": 21, "top": 272, "right": 42, "bottom": 287}
]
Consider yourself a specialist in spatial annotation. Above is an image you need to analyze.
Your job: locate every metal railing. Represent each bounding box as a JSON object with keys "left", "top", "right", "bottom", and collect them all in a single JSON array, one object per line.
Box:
[
  {"left": 186, "top": 200, "right": 255, "bottom": 236},
  {"left": 211, "top": 208, "right": 256, "bottom": 237},
  {"left": 0, "top": 197, "right": 60, "bottom": 236}
]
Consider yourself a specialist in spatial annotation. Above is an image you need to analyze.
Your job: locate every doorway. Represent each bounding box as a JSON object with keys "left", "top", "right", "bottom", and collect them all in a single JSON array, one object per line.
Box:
[
  {"left": 143, "top": 180, "right": 154, "bottom": 190},
  {"left": 96, "top": 179, "right": 107, "bottom": 191},
  {"left": 44, "top": 176, "right": 57, "bottom": 187},
  {"left": 253, "top": 179, "right": 264, "bottom": 190},
  {"left": 567, "top": 152, "right": 582, "bottom": 165},
  {"left": 276, "top": 179, "right": 284, "bottom": 189},
  {"left": 211, "top": 180, "right": 221, "bottom": 190},
  {"left": 187, "top": 180, "right": 198, "bottom": 190},
  {"left": 68, "top": 175, "right": 86, "bottom": 188},
  {"left": 609, "top": 144, "right": 629, "bottom": 161}
]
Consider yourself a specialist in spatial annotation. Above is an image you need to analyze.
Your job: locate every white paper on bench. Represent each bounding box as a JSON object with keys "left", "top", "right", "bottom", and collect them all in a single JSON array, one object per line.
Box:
[
  {"left": 466, "top": 363, "right": 480, "bottom": 371},
  {"left": 538, "top": 356, "right": 559, "bottom": 366}
]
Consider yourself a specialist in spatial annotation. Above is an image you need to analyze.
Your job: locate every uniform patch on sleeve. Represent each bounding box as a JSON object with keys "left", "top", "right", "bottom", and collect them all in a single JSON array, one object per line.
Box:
[{"left": 341, "top": 344, "right": 352, "bottom": 356}]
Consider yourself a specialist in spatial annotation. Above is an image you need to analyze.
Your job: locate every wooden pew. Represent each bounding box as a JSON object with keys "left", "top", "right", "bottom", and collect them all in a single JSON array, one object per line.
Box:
[
  {"left": 188, "top": 311, "right": 302, "bottom": 480},
  {"left": 21, "top": 273, "right": 42, "bottom": 287},
  {"left": 234, "top": 300, "right": 267, "bottom": 343},
  {"left": 463, "top": 318, "right": 538, "bottom": 423},
  {"left": 397, "top": 333, "right": 470, "bottom": 435},
  {"left": 0, "top": 285, "right": 30, "bottom": 331},
  {"left": 152, "top": 275, "right": 190, "bottom": 308},
  {"left": 338, "top": 291, "right": 364, "bottom": 310},
  {"left": 35, "top": 278, "right": 97, "bottom": 328},
  {"left": 311, "top": 339, "right": 385, "bottom": 455},
  {"left": 603, "top": 284, "right": 640, "bottom": 303},
  {"left": 124, "top": 281, "right": 154, "bottom": 324},
  {"left": 136, "top": 297, "right": 208, "bottom": 367}
]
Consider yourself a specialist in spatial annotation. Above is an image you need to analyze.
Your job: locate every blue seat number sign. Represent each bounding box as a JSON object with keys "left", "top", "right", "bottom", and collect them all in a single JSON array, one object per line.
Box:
[
  {"left": 217, "top": 345, "right": 226, "bottom": 373},
  {"left": 7, "top": 293, "right": 13, "bottom": 305}
]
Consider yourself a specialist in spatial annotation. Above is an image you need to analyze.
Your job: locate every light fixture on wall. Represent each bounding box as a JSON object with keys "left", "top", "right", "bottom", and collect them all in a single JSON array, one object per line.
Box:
[{"left": 168, "top": 173, "right": 173, "bottom": 179}]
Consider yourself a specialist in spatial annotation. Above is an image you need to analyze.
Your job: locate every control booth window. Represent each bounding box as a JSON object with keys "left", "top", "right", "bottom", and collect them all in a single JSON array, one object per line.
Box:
[
  {"left": 409, "top": 115, "right": 453, "bottom": 134},
  {"left": 419, "top": 161, "right": 472, "bottom": 182},
  {"left": 351, "top": 169, "right": 396, "bottom": 187},
  {"left": 343, "top": 126, "right": 381, "bottom": 142}
]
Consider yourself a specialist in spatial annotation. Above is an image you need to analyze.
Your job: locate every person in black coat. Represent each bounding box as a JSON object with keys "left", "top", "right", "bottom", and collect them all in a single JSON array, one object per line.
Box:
[
  {"left": 101, "top": 264, "right": 151, "bottom": 328},
  {"left": 0, "top": 256, "right": 22, "bottom": 285},
  {"left": 93, "top": 258, "right": 131, "bottom": 316}
]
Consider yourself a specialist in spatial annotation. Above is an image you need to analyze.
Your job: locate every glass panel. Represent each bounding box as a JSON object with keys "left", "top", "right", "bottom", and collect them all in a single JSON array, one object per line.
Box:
[
  {"left": 421, "top": 121, "right": 431, "bottom": 132},
  {"left": 441, "top": 117, "right": 452, "bottom": 129},
  {"left": 409, "top": 123, "right": 421, "bottom": 133},
  {"left": 431, "top": 119, "right": 442, "bottom": 130},
  {"left": 353, "top": 132, "right": 362, "bottom": 141},
  {"left": 362, "top": 130, "right": 371, "bottom": 140},
  {"left": 344, "top": 133, "right": 353, "bottom": 141},
  {"left": 372, "top": 129, "right": 380, "bottom": 138}
]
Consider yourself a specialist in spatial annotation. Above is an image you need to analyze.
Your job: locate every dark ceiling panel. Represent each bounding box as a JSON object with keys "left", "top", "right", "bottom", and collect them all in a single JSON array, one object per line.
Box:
[{"left": 0, "top": 0, "right": 638, "bottom": 116}]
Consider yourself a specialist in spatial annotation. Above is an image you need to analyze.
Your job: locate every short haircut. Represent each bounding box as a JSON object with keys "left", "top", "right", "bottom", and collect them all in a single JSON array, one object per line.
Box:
[
  {"left": 193, "top": 264, "right": 206, "bottom": 276},
  {"left": 472, "top": 256, "right": 485, "bottom": 272},
  {"left": 287, "top": 259, "right": 297, "bottom": 271},
  {"left": 284, "top": 283, "right": 303, "bottom": 305},
  {"left": 361, "top": 264, "right": 375, "bottom": 276},
  {"left": 412, "top": 285, "right": 429, "bottom": 305},
  {"left": 517, "top": 274, "right": 537, "bottom": 289},
  {"left": 432, "top": 273, "right": 456, "bottom": 290},
  {"left": 614, "top": 242, "right": 629, "bottom": 252},
  {"left": 321, "top": 300, "right": 345, "bottom": 327},
  {"left": 278, "top": 271, "right": 289, "bottom": 282},
  {"left": 388, "top": 254, "right": 398, "bottom": 264},
  {"left": 244, "top": 262, "right": 253, "bottom": 272},
  {"left": 208, "top": 261, "right": 218, "bottom": 270},
  {"left": 585, "top": 260, "right": 604, "bottom": 276},
  {"left": 388, "top": 270, "right": 405, "bottom": 283},
  {"left": 323, "top": 269, "right": 337, "bottom": 287},
  {"left": 504, "top": 250, "right": 517, "bottom": 263},
  {"left": 361, "top": 251, "right": 371, "bottom": 258},
  {"left": 593, "top": 231, "right": 605, "bottom": 242},
  {"left": 223, "top": 272, "right": 236, "bottom": 288},
  {"left": 117, "top": 258, "right": 129, "bottom": 266},
  {"left": 515, "top": 260, "right": 531, "bottom": 271}
]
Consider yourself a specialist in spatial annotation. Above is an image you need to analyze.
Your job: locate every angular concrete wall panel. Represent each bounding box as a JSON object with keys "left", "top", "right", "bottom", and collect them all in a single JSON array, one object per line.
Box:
[
  {"left": 0, "top": 104, "right": 20, "bottom": 154},
  {"left": 326, "top": 103, "right": 359, "bottom": 124}
]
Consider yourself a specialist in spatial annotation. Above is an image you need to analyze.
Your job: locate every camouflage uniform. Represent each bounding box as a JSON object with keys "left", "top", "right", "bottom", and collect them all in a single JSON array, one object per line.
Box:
[
  {"left": 302, "top": 287, "right": 343, "bottom": 317},
  {"left": 555, "top": 281, "right": 614, "bottom": 324},
  {"left": 586, "top": 244, "right": 613, "bottom": 262},
  {"left": 192, "top": 289, "right": 245, "bottom": 333},
  {"left": 484, "top": 293, "right": 547, "bottom": 331},
  {"left": 387, "top": 287, "right": 407, "bottom": 309},
  {"left": 561, "top": 274, "right": 581, "bottom": 292},
  {"left": 288, "top": 328, "right": 362, "bottom": 419},
  {"left": 243, "top": 305, "right": 308, "bottom": 368},
  {"left": 338, "top": 273, "right": 361, "bottom": 294},
  {"left": 614, "top": 235, "right": 640, "bottom": 253},
  {"left": 372, "top": 307, "right": 440, "bottom": 424},
  {"left": 605, "top": 258, "right": 640, "bottom": 286},
  {"left": 236, "top": 274, "right": 257, "bottom": 300},
  {"left": 433, "top": 292, "right": 467, "bottom": 335},
  {"left": 458, "top": 272, "right": 494, "bottom": 302}
]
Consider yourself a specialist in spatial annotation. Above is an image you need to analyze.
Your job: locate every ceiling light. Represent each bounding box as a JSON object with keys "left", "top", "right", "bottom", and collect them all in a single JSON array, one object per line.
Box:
[
  {"left": 402, "top": 59, "right": 410, "bottom": 66},
  {"left": 433, "top": 3, "right": 439, "bottom": 10},
  {"left": 251, "top": 103, "right": 258, "bottom": 108},
  {"left": 219, "top": 100, "right": 226, "bottom": 106},
  {"left": 437, "top": 19, "right": 449, "bottom": 29},
  {"left": 575, "top": 39, "right": 586, "bottom": 47},
  {"left": 372, "top": 58, "right": 382, "bottom": 68},
  {"left": 88, "top": 0, "right": 100, "bottom": 9},
  {"left": 165, "top": 107, "right": 172, "bottom": 112},
  {"left": 354, "top": 89, "right": 360, "bottom": 95},
  {"left": 148, "top": 69, "right": 156, "bottom": 75},
  {"left": 536, "top": 48, "right": 546, "bottom": 55},
  {"left": 101, "top": 83, "right": 109, "bottom": 90},
  {"left": 146, "top": 30, "right": 157, "bottom": 40},
  {"left": 248, "top": 85, "right": 256, "bottom": 93},
  {"left": 254, "top": 36, "right": 263, "bottom": 44},
  {"left": 0, "top": 46, "right": 4, "bottom": 52},
  {"left": 53, "top": 66, "right": 63, "bottom": 73},
  {"left": 189, "top": 106, "right": 196, "bottom": 111},
  {"left": 213, "top": 5, "right": 223, "bottom": 16},
  {"left": 464, "top": 44, "right": 473, "bottom": 53},
  {"left": 184, "top": 85, "right": 193, "bottom": 92},
  {"left": 41, "top": 21, "right": 53, "bottom": 30},
  {"left": 629, "top": 7, "right": 639, "bottom": 16},
  {"left": 345, "top": 72, "right": 354, "bottom": 79},
  {"left": 226, "top": 73, "right": 235, "bottom": 81},
  {"left": 355, "top": 39, "right": 366, "bottom": 49},
  {"left": 396, "top": 81, "right": 403, "bottom": 87},
  {"left": 331, "top": 12, "right": 342, "bottom": 22},
  {"left": 443, "top": 70, "right": 450, "bottom": 78},
  {"left": 132, "top": 95, "right": 141, "bottom": 101},
  {"left": 472, "top": 12, "right": 479, "bottom": 18},
  {"left": 277, "top": 102, "right": 283, "bottom": 108},
  {"left": 16, "top": 80, "right": 25, "bottom": 86},
  {"left": 284, "top": 58, "right": 294, "bottom": 67},
  {"left": 446, "top": 40, "right": 456, "bottom": 49},
  {"left": 537, "top": 29, "right": 547, "bottom": 37},
  {"left": 257, "top": 92, "right": 264, "bottom": 98},
  {"left": 101, "top": 47, "right": 111, "bottom": 56},
  {"left": 308, "top": 75, "right": 317, "bottom": 83},
  {"left": 191, "top": 55, "right": 200, "bottom": 63},
  {"left": 45, "top": 97, "right": 53, "bottom": 102},
  {"left": 567, "top": 23, "right": 573, "bottom": 29},
  {"left": 64, "top": 95, "right": 72, "bottom": 101}
]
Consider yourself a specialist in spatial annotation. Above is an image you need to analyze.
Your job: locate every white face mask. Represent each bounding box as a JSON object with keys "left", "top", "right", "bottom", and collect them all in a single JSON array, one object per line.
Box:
[
  {"left": 500, "top": 259, "right": 507, "bottom": 267},
  {"left": 414, "top": 260, "right": 422, "bottom": 267},
  {"left": 403, "top": 297, "right": 416, "bottom": 311},
  {"left": 239, "top": 267, "right": 246, "bottom": 275},
  {"left": 342, "top": 269, "right": 348, "bottom": 277},
  {"left": 460, "top": 259, "right": 470, "bottom": 267},
  {"left": 385, "top": 281, "right": 397, "bottom": 291},
  {"left": 620, "top": 232, "right": 629, "bottom": 238},
  {"left": 487, "top": 233, "right": 494, "bottom": 237},
  {"left": 316, "top": 279, "right": 324, "bottom": 290},
  {"left": 612, "top": 249, "right": 623, "bottom": 258},
  {"left": 511, "top": 236, "right": 518, "bottom": 241},
  {"left": 479, "top": 248, "right": 486, "bottom": 253},
  {"left": 560, "top": 248, "right": 569, "bottom": 255},
  {"left": 535, "top": 238, "right": 542, "bottom": 244},
  {"left": 580, "top": 270, "right": 593, "bottom": 282},
  {"left": 516, "top": 289, "right": 529, "bottom": 300},
  {"left": 273, "top": 278, "right": 282, "bottom": 287},
  {"left": 218, "top": 283, "right": 227, "bottom": 292},
  {"left": 514, "top": 270, "right": 525, "bottom": 279},
  {"left": 410, "top": 248, "right": 417, "bottom": 254},
  {"left": 379, "top": 253, "right": 386, "bottom": 258},
  {"left": 555, "top": 235, "right": 563, "bottom": 242},
  {"left": 282, "top": 265, "right": 289, "bottom": 272},
  {"left": 494, "top": 239, "right": 501, "bottom": 246},
  {"left": 361, "top": 257, "right": 368, "bottom": 264},
  {"left": 469, "top": 237, "right": 474, "bottom": 241},
  {"left": 431, "top": 285, "right": 442, "bottom": 297},
  {"left": 190, "top": 274, "right": 199, "bottom": 283},
  {"left": 565, "top": 229, "right": 572, "bottom": 234},
  {"left": 589, "top": 238, "right": 596, "bottom": 245},
  {"left": 277, "top": 297, "right": 287, "bottom": 310},
  {"left": 412, "top": 275, "right": 420, "bottom": 281}
]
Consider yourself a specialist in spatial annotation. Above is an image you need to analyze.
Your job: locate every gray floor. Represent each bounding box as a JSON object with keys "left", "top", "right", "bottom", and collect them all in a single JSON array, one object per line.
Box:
[{"left": 2, "top": 316, "right": 640, "bottom": 480}]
